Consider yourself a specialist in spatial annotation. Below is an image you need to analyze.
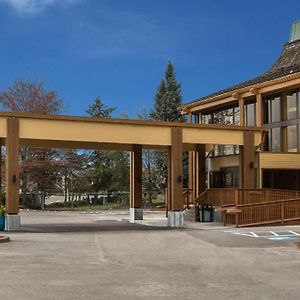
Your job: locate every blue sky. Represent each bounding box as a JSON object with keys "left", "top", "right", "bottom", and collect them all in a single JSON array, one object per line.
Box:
[{"left": 0, "top": 0, "right": 299, "bottom": 117}]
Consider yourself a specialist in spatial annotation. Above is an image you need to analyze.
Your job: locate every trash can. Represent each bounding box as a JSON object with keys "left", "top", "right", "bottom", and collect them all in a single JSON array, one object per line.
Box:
[
  {"left": 201, "top": 204, "right": 213, "bottom": 222},
  {"left": 195, "top": 205, "right": 200, "bottom": 222}
]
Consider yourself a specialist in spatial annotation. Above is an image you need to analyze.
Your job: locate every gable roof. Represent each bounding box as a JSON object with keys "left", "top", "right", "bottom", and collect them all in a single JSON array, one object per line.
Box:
[{"left": 183, "top": 39, "right": 300, "bottom": 108}]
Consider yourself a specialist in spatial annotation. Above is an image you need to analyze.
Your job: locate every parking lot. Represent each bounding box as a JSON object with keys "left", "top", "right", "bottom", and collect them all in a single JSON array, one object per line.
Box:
[{"left": 1, "top": 210, "right": 300, "bottom": 300}]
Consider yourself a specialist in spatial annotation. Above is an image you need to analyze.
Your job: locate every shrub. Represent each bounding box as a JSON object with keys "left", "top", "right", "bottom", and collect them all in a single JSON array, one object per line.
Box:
[{"left": 0, "top": 207, "right": 6, "bottom": 217}]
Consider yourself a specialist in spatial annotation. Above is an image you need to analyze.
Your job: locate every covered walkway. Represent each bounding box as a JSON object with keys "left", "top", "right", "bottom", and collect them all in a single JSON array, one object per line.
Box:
[{"left": 0, "top": 112, "right": 264, "bottom": 230}]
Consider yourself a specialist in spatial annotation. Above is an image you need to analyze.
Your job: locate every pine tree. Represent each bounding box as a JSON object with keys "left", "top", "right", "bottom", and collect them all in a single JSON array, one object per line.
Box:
[
  {"left": 86, "top": 98, "right": 129, "bottom": 196},
  {"left": 86, "top": 97, "right": 115, "bottom": 118},
  {"left": 151, "top": 61, "right": 183, "bottom": 122},
  {"left": 150, "top": 61, "right": 184, "bottom": 191}
]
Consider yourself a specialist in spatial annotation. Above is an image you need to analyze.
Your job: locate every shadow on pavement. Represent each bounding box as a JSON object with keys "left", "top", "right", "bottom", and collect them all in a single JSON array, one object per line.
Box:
[{"left": 20, "top": 219, "right": 175, "bottom": 233}]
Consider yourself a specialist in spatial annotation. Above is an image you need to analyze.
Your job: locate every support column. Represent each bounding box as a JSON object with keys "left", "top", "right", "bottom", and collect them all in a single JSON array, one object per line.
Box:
[
  {"left": 5, "top": 118, "right": 20, "bottom": 231},
  {"left": 168, "top": 127, "right": 183, "bottom": 228},
  {"left": 130, "top": 144, "right": 143, "bottom": 223},
  {"left": 256, "top": 93, "right": 263, "bottom": 127},
  {"left": 0, "top": 141, "right": 2, "bottom": 207},
  {"left": 188, "top": 112, "right": 196, "bottom": 200},
  {"left": 239, "top": 131, "right": 256, "bottom": 189},
  {"left": 239, "top": 98, "right": 244, "bottom": 126},
  {"left": 195, "top": 144, "right": 206, "bottom": 197}
]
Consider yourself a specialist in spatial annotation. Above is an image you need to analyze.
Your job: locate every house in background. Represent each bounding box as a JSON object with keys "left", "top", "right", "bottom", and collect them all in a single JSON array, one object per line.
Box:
[{"left": 179, "top": 20, "right": 300, "bottom": 192}]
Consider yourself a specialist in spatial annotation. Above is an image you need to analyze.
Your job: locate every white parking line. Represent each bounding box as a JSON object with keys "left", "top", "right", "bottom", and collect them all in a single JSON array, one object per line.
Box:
[
  {"left": 289, "top": 230, "right": 300, "bottom": 236},
  {"left": 228, "top": 229, "right": 300, "bottom": 240}
]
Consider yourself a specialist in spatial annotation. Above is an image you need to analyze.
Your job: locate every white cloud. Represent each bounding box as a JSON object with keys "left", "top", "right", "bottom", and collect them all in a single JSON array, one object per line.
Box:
[{"left": 0, "top": 0, "right": 81, "bottom": 15}]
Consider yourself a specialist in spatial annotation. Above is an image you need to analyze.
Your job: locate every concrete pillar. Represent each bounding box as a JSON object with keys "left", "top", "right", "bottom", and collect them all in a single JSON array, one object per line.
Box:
[
  {"left": 5, "top": 118, "right": 20, "bottom": 231},
  {"left": 239, "top": 131, "right": 256, "bottom": 189},
  {"left": 168, "top": 127, "right": 184, "bottom": 228},
  {"left": 130, "top": 144, "right": 143, "bottom": 223}
]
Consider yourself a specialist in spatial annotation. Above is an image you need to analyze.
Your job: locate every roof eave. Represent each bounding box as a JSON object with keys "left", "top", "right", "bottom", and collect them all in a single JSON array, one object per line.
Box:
[{"left": 179, "top": 71, "right": 300, "bottom": 113}]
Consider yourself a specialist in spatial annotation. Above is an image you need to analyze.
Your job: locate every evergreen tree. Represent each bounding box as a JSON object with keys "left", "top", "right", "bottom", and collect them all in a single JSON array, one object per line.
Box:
[
  {"left": 86, "top": 98, "right": 129, "bottom": 195},
  {"left": 150, "top": 61, "right": 184, "bottom": 191},
  {"left": 86, "top": 97, "right": 115, "bottom": 118},
  {"left": 151, "top": 61, "right": 183, "bottom": 122}
]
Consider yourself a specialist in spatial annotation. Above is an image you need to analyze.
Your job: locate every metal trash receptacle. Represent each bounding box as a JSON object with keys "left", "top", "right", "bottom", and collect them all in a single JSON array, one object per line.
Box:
[
  {"left": 201, "top": 204, "right": 213, "bottom": 222},
  {"left": 195, "top": 205, "right": 200, "bottom": 222}
]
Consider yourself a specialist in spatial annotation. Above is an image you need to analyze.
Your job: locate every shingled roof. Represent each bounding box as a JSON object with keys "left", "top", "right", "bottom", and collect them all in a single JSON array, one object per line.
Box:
[{"left": 184, "top": 38, "right": 300, "bottom": 106}]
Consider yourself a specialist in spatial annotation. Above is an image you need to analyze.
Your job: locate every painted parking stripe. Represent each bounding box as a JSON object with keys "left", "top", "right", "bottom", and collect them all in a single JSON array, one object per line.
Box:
[
  {"left": 289, "top": 230, "right": 300, "bottom": 236},
  {"left": 228, "top": 230, "right": 300, "bottom": 240}
]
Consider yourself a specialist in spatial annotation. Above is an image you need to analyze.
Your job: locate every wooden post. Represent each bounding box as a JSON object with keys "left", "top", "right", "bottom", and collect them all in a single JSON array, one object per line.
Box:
[
  {"left": 239, "top": 98, "right": 245, "bottom": 126},
  {"left": 239, "top": 131, "right": 256, "bottom": 189},
  {"left": 130, "top": 144, "right": 143, "bottom": 209},
  {"left": 5, "top": 118, "right": 20, "bottom": 215},
  {"left": 0, "top": 141, "right": 2, "bottom": 207},
  {"left": 167, "top": 146, "right": 172, "bottom": 212},
  {"left": 195, "top": 144, "right": 206, "bottom": 198},
  {"left": 170, "top": 127, "right": 183, "bottom": 211},
  {"left": 281, "top": 202, "right": 284, "bottom": 225},
  {"left": 256, "top": 93, "right": 263, "bottom": 127}
]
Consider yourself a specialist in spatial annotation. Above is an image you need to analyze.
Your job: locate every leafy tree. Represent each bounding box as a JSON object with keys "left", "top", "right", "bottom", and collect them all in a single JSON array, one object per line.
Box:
[
  {"left": 137, "top": 108, "right": 160, "bottom": 202},
  {"left": 0, "top": 80, "right": 63, "bottom": 208},
  {"left": 0, "top": 80, "right": 63, "bottom": 114}
]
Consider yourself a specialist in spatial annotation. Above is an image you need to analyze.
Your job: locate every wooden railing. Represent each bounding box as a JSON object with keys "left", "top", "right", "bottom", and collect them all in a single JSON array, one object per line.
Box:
[
  {"left": 164, "top": 188, "right": 193, "bottom": 217},
  {"left": 195, "top": 188, "right": 300, "bottom": 227},
  {"left": 235, "top": 197, "right": 300, "bottom": 227}
]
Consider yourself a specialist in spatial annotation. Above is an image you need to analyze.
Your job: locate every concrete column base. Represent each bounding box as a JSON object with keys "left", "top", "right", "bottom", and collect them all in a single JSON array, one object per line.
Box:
[
  {"left": 168, "top": 211, "right": 184, "bottom": 228},
  {"left": 5, "top": 215, "right": 21, "bottom": 231},
  {"left": 130, "top": 208, "right": 143, "bottom": 223}
]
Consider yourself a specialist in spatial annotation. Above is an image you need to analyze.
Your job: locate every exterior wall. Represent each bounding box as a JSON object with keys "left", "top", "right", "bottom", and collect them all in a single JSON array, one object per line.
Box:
[
  {"left": 210, "top": 155, "right": 239, "bottom": 172},
  {"left": 184, "top": 77, "right": 300, "bottom": 190},
  {"left": 259, "top": 152, "right": 300, "bottom": 169},
  {"left": 258, "top": 152, "right": 300, "bottom": 188}
]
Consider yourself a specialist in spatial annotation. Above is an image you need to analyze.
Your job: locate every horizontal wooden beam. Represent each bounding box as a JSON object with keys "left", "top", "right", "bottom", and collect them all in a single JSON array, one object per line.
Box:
[{"left": 0, "top": 115, "right": 264, "bottom": 150}]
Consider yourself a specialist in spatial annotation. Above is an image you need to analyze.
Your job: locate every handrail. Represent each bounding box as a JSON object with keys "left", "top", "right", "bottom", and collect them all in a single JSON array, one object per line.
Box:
[
  {"left": 194, "top": 189, "right": 208, "bottom": 206},
  {"left": 237, "top": 197, "right": 300, "bottom": 207}
]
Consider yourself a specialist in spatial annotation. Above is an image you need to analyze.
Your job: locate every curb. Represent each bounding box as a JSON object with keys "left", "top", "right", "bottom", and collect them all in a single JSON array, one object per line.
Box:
[{"left": 0, "top": 236, "right": 10, "bottom": 243}]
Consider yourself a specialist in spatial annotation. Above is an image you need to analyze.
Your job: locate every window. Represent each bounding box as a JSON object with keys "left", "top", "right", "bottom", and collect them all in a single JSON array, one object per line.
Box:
[
  {"left": 202, "top": 106, "right": 239, "bottom": 126},
  {"left": 264, "top": 96, "right": 281, "bottom": 124},
  {"left": 269, "top": 127, "right": 281, "bottom": 152},
  {"left": 201, "top": 113, "right": 212, "bottom": 124},
  {"left": 287, "top": 125, "right": 298, "bottom": 152},
  {"left": 244, "top": 102, "right": 256, "bottom": 126},
  {"left": 287, "top": 91, "right": 297, "bottom": 120}
]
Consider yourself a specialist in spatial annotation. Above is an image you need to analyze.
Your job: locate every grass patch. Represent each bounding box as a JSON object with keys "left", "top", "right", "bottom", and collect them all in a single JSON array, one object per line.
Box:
[{"left": 46, "top": 202, "right": 125, "bottom": 211}]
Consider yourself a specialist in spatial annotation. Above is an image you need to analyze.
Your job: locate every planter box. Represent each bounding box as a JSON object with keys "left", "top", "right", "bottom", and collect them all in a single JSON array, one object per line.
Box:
[{"left": 0, "top": 216, "right": 5, "bottom": 231}]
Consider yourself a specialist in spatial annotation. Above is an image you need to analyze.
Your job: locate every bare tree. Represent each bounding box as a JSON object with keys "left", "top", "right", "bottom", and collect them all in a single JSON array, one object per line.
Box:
[{"left": 0, "top": 80, "right": 63, "bottom": 208}]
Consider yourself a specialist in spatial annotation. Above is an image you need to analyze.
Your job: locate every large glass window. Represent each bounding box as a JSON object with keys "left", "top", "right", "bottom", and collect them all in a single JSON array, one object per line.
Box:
[
  {"left": 244, "top": 102, "right": 256, "bottom": 126},
  {"left": 287, "top": 91, "right": 298, "bottom": 120},
  {"left": 201, "top": 113, "right": 212, "bottom": 124},
  {"left": 265, "top": 96, "right": 281, "bottom": 124},
  {"left": 269, "top": 127, "right": 281, "bottom": 152},
  {"left": 287, "top": 125, "right": 298, "bottom": 152},
  {"left": 201, "top": 106, "right": 239, "bottom": 126}
]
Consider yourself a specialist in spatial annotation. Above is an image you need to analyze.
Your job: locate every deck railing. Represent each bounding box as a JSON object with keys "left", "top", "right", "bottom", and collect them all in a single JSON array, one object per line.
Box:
[{"left": 195, "top": 188, "right": 300, "bottom": 227}]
